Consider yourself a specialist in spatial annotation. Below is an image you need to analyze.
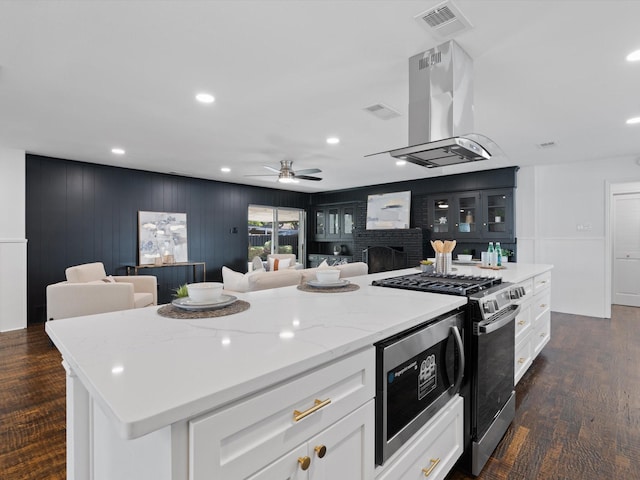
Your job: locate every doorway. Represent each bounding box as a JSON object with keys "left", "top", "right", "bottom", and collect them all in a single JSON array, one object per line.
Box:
[{"left": 247, "top": 205, "right": 306, "bottom": 265}]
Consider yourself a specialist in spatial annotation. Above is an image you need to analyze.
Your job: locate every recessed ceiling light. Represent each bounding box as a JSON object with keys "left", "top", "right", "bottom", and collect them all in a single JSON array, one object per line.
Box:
[
  {"left": 220, "top": 167, "right": 231, "bottom": 173},
  {"left": 111, "top": 148, "right": 125, "bottom": 155},
  {"left": 396, "top": 159, "right": 407, "bottom": 166},
  {"left": 626, "top": 116, "right": 640, "bottom": 125},
  {"left": 326, "top": 137, "right": 340, "bottom": 145},
  {"left": 626, "top": 49, "right": 640, "bottom": 62},
  {"left": 196, "top": 93, "right": 215, "bottom": 104}
]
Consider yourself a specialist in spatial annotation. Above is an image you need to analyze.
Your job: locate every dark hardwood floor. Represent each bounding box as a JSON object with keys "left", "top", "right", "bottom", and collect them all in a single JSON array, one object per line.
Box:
[{"left": 1, "top": 306, "right": 639, "bottom": 479}]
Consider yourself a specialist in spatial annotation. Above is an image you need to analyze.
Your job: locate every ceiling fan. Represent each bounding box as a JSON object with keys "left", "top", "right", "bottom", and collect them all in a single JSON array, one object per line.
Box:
[{"left": 246, "top": 160, "right": 322, "bottom": 183}]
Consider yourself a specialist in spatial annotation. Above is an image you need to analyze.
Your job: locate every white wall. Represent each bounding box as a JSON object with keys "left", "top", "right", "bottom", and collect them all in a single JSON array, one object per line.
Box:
[
  {"left": 0, "top": 147, "right": 27, "bottom": 331},
  {"left": 516, "top": 157, "right": 640, "bottom": 318}
]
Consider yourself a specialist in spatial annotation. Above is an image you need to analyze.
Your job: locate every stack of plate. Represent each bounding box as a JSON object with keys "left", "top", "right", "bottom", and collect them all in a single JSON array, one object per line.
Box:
[{"left": 172, "top": 295, "right": 237, "bottom": 311}]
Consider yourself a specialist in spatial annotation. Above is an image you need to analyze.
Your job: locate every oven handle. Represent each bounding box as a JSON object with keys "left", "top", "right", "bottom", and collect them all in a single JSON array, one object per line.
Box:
[
  {"left": 450, "top": 325, "right": 465, "bottom": 392},
  {"left": 477, "top": 305, "right": 521, "bottom": 335}
]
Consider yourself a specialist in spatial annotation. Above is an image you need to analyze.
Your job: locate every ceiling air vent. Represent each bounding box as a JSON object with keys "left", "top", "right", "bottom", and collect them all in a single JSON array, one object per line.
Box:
[
  {"left": 364, "top": 103, "right": 402, "bottom": 120},
  {"left": 414, "top": 0, "right": 473, "bottom": 39}
]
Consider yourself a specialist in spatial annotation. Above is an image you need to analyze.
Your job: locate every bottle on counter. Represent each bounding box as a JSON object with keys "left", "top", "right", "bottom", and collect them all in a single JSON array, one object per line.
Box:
[
  {"left": 496, "top": 242, "right": 502, "bottom": 267},
  {"left": 487, "top": 242, "right": 494, "bottom": 266}
]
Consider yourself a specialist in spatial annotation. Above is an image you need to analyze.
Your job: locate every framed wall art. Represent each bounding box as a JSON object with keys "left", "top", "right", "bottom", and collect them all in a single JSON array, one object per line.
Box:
[{"left": 138, "top": 211, "right": 188, "bottom": 265}]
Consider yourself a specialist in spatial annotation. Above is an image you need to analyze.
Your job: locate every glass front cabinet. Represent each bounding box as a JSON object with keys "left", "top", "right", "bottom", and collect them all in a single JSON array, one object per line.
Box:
[
  {"left": 314, "top": 204, "right": 355, "bottom": 241},
  {"left": 428, "top": 189, "right": 514, "bottom": 241}
]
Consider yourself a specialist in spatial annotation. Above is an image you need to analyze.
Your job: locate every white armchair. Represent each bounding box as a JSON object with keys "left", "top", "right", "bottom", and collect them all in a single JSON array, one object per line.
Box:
[{"left": 46, "top": 262, "right": 157, "bottom": 320}]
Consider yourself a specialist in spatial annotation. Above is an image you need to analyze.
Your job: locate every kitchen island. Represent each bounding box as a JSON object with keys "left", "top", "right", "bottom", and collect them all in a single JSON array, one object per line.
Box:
[{"left": 46, "top": 263, "right": 552, "bottom": 480}]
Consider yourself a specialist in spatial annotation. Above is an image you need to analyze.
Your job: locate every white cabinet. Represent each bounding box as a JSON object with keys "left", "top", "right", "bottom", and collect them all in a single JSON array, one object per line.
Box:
[
  {"left": 375, "top": 395, "right": 464, "bottom": 480},
  {"left": 189, "top": 348, "right": 375, "bottom": 480},
  {"left": 248, "top": 401, "right": 374, "bottom": 480},
  {"left": 514, "top": 271, "right": 552, "bottom": 384}
]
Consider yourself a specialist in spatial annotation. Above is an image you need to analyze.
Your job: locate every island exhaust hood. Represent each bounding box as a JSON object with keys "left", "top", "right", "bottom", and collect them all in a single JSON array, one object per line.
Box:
[{"left": 368, "top": 40, "right": 492, "bottom": 168}]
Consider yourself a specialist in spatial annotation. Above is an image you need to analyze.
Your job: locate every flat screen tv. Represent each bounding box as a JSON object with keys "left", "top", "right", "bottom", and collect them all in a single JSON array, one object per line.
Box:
[{"left": 366, "top": 191, "right": 411, "bottom": 230}]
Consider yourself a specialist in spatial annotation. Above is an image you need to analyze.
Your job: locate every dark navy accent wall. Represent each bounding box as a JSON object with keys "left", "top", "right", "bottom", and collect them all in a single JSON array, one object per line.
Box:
[{"left": 26, "top": 155, "right": 309, "bottom": 323}]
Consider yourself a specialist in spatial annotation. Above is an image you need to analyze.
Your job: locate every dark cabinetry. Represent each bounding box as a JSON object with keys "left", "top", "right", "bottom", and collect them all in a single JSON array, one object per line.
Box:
[
  {"left": 314, "top": 204, "right": 355, "bottom": 241},
  {"left": 308, "top": 254, "right": 354, "bottom": 268},
  {"left": 427, "top": 188, "right": 514, "bottom": 241}
]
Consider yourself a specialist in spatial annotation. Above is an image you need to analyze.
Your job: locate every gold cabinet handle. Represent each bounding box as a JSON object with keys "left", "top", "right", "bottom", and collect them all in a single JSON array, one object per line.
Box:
[
  {"left": 298, "top": 456, "right": 311, "bottom": 471},
  {"left": 518, "top": 320, "right": 526, "bottom": 325},
  {"left": 518, "top": 357, "right": 526, "bottom": 364},
  {"left": 314, "top": 445, "right": 327, "bottom": 458},
  {"left": 422, "top": 458, "right": 441, "bottom": 476},
  {"left": 293, "top": 398, "right": 331, "bottom": 422},
  {"left": 540, "top": 304, "right": 547, "bottom": 308}
]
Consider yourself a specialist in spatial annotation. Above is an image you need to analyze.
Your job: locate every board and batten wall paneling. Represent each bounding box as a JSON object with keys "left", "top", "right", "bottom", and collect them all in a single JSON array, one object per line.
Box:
[
  {"left": 0, "top": 147, "right": 27, "bottom": 331},
  {"left": 26, "top": 155, "right": 309, "bottom": 323}
]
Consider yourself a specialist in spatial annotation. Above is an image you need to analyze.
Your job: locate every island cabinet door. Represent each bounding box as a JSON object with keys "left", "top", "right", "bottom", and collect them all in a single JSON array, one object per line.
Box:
[
  {"left": 247, "top": 401, "right": 374, "bottom": 480},
  {"left": 188, "top": 348, "right": 375, "bottom": 480},
  {"left": 307, "top": 400, "right": 374, "bottom": 480}
]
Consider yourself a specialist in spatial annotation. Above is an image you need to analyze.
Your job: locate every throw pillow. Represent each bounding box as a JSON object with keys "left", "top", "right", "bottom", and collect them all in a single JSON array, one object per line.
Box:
[
  {"left": 102, "top": 275, "right": 116, "bottom": 283},
  {"left": 222, "top": 266, "right": 250, "bottom": 292},
  {"left": 251, "top": 256, "right": 265, "bottom": 271},
  {"left": 268, "top": 257, "right": 291, "bottom": 271}
]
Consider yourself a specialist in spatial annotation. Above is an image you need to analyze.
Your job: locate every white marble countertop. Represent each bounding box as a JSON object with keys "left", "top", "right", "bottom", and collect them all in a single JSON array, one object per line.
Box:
[{"left": 45, "top": 263, "right": 552, "bottom": 440}]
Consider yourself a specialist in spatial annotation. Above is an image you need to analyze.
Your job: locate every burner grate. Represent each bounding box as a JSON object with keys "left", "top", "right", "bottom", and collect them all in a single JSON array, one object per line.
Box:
[{"left": 372, "top": 272, "right": 501, "bottom": 296}]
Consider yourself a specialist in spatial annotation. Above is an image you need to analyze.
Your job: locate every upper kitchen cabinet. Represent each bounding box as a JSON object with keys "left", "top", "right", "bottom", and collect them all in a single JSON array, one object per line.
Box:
[
  {"left": 314, "top": 204, "right": 355, "bottom": 241},
  {"left": 428, "top": 192, "right": 481, "bottom": 240},
  {"left": 482, "top": 189, "right": 514, "bottom": 240},
  {"left": 427, "top": 188, "right": 514, "bottom": 242}
]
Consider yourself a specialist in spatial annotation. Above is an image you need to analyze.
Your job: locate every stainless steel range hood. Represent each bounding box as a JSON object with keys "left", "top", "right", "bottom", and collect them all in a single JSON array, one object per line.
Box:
[{"left": 369, "top": 40, "right": 492, "bottom": 167}]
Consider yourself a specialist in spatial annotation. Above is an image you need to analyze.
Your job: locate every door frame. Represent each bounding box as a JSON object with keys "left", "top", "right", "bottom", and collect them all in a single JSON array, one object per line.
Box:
[{"left": 605, "top": 180, "right": 640, "bottom": 317}]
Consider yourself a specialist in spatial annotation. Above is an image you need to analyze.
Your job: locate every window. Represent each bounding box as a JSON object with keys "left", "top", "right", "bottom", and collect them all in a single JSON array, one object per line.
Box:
[{"left": 248, "top": 206, "right": 306, "bottom": 264}]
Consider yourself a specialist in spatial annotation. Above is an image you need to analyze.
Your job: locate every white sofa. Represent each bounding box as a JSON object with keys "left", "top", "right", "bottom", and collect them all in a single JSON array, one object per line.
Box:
[
  {"left": 47, "top": 262, "right": 157, "bottom": 320},
  {"left": 222, "top": 262, "right": 369, "bottom": 293}
]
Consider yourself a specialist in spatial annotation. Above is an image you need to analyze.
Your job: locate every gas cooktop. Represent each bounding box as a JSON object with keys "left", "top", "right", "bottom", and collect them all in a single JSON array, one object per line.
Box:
[{"left": 371, "top": 272, "right": 502, "bottom": 296}]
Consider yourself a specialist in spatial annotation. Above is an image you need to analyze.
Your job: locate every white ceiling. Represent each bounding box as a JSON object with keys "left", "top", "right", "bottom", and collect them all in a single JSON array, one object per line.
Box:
[{"left": 1, "top": 1, "right": 639, "bottom": 193}]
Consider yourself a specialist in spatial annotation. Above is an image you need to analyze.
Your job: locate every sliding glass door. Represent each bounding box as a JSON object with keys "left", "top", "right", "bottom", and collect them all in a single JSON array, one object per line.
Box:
[{"left": 248, "top": 205, "right": 306, "bottom": 265}]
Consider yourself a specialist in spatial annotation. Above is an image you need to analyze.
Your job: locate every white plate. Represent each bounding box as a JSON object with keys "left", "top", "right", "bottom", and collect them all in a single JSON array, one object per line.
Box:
[
  {"left": 307, "top": 279, "right": 350, "bottom": 288},
  {"left": 172, "top": 294, "right": 237, "bottom": 311},
  {"left": 452, "top": 260, "right": 480, "bottom": 266}
]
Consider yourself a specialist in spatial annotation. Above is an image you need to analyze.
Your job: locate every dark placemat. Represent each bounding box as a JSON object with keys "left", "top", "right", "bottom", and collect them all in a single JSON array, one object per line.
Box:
[
  {"left": 297, "top": 283, "right": 360, "bottom": 293},
  {"left": 157, "top": 300, "right": 250, "bottom": 319}
]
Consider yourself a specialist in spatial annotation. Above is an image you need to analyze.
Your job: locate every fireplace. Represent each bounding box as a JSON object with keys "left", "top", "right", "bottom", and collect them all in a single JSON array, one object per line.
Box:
[
  {"left": 353, "top": 228, "right": 423, "bottom": 273},
  {"left": 362, "top": 246, "right": 409, "bottom": 274}
]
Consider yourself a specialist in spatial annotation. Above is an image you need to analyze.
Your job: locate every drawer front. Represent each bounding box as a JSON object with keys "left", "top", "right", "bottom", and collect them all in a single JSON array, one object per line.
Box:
[
  {"left": 534, "top": 291, "right": 551, "bottom": 321},
  {"left": 515, "top": 338, "right": 532, "bottom": 385},
  {"left": 533, "top": 271, "right": 551, "bottom": 294},
  {"left": 514, "top": 300, "right": 532, "bottom": 344},
  {"left": 375, "top": 395, "right": 463, "bottom": 480},
  {"left": 189, "top": 347, "right": 375, "bottom": 480},
  {"left": 533, "top": 311, "right": 551, "bottom": 356}
]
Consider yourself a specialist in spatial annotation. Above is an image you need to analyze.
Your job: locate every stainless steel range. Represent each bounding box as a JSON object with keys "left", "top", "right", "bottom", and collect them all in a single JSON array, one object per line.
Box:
[{"left": 373, "top": 272, "right": 525, "bottom": 476}]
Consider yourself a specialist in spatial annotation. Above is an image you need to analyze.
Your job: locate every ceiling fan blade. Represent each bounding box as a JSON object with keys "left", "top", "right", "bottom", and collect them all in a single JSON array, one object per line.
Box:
[
  {"left": 263, "top": 165, "right": 281, "bottom": 173},
  {"left": 295, "top": 168, "right": 322, "bottom": 175},
  {"left": 295, "top": 175, "right": 323, "bottom": 181}
]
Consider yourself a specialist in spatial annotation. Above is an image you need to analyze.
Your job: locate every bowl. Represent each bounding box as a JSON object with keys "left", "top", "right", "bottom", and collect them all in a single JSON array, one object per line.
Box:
[
  {"left": 187, "top": 282, "right": 223, "bottom": 302},
  {"left": 315, "top": 269, "right": 341, "bottom": 284},
  {"left": 457, "top": 254, "right": 473, "bottom": 262}
]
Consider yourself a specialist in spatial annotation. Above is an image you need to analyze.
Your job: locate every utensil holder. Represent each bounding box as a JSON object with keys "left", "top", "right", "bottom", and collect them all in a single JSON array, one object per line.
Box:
[{"left": 435, "top": 252, "right": 452, "bottom": 274}]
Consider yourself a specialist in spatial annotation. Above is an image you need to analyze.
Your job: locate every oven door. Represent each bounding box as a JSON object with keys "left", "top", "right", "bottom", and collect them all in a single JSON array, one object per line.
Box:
[
  {"left": 375, "top": 310, "right": 465, "bottom": 465},
  {"left": 472, "top": 304, "right": 519, "bottom": 440}
]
